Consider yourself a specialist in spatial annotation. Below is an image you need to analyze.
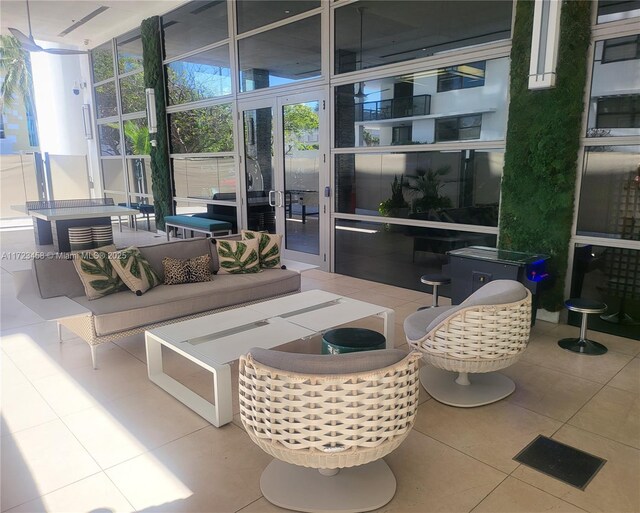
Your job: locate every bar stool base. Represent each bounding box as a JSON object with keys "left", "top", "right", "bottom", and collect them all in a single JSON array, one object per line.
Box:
[{"left": 558, "top": 338, "right": 608, "bottom": 355}]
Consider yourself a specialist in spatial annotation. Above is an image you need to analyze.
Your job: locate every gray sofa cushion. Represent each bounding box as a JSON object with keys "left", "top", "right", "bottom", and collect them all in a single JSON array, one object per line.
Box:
[
  {"left": 33, "top": 257, "right": 85, "bottom": 299},
  {"left": 72, "top": 269, "right": 301, "bottom": 336},
  {"left": 249, "top": 347, "right": 409, "bottom": 375},
  {"left": 404, "top": 280, "right": 528, "bottom": 342}
]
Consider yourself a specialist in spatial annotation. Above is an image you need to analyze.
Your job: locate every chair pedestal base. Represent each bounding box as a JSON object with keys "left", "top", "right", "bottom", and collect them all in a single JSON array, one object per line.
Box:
[
  {"left": 558, "top": 337, "right": 608, "bottom": 355},
  {"left": 419, "top": 366, "right": 515, "bottom": 407},
  {"left": 260, "top": 458, "right": 396, "bottom": 513}
]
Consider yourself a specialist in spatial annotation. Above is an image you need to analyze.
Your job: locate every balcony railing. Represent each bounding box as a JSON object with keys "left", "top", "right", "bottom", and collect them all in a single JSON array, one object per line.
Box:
[{"left": 355, "top": 94, "right": 431, "bottom": 122}]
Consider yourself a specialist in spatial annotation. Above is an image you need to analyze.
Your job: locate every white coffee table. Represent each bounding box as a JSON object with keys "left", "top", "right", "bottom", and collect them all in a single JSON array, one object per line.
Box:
[{"left": 145, "top": 290, "right": 395, "bottom": 427}]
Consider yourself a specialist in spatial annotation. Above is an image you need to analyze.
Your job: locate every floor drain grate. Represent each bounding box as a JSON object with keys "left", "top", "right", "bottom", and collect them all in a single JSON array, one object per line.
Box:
[{"left": 513, "top": 435, "right": 606, "bottom": 490}]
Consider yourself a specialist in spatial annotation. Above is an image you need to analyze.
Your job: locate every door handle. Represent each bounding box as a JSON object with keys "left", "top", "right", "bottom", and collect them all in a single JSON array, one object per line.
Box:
[
  {"left": 278, "top": 191, "right": 285, "bottom": 208},
  {"left": 268, "top": 190, "right": 276, "bottom": 207}
]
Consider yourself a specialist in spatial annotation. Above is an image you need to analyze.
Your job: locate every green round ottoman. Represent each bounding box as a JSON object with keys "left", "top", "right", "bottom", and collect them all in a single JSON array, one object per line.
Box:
[{"left": 321, "top": 327, "right": 386, "bottom": 355}]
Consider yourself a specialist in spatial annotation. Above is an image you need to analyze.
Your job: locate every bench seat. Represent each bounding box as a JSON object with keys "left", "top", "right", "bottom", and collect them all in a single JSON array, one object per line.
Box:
[{"left": 164, "top": 215, "right": 232, "bottom": 240}]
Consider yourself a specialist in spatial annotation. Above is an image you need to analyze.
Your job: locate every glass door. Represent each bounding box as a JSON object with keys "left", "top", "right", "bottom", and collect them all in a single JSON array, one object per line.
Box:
[{"left": 240, "top": 90, "right": 327, "bottom": 268}]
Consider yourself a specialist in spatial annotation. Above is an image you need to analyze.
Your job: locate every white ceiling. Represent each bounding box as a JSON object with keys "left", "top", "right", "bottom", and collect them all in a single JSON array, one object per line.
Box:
[{"left": 0, "top": 0, "right": 186, "bottom": 49}]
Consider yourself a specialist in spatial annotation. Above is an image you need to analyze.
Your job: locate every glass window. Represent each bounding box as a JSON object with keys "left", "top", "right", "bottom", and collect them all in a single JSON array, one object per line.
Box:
[
  {"left": 173, "top": 156, "right": 236, "bottom": 199},
  {"left": 166, "top": 46, "right": 232, "bottom": 105},
  {"left": 127, "top": 157, "right": 152, "bottom": 195},
  {"left": 236, "top": 0, "right": 320, "bottom": 34},
  {"left": 597, "top": 0, "right": 640, "bottom": 24},
  {"left": 94, "top": 81, "right": 117, "bottom": 119},
  {"left": 334, "top": 218, "right": 496, "bottom": 289},
  {"left": 577, "top": 146, "right": 640, "bottom": 240},
  {"left": 602, "top": 35, "right": 640, "bottom": 63},
  {"left": 101, "top": 159, "right": 126, "bottom": 191},
  {"left": 437, "top": 61, "right": 486, "bottom": 92},
  {"left": 104, "top": 191, "right": 128, "bottom": 206},
  {"left": 174, "top": 200, "right": 209, "bottom": 215},
  {"left": 119, "top": 72, "right": 146, "bottom": 114},
  {"left": 435, "top": 115, "right": 482, "bottom": 142},
  {"left": 117, "top": 30, "right": 143, "bottom": 74},
  {"left": 334, "top": 150, "right": 502, "bottom": 226},
  {"left": 123, "top": 118, "right": 150, "bottom": 156},
  {"left": 335, "top": 57, "right": 509, "bottom": 147},
  {"left": 587, "top": 36, "right": 640, "bottom": 137},
  {"left": 168, "top": 104, "right": 234, "bottom": 153},
  {"left": 162, "top": 1, "right": 229, "bottom": 59},
  {"left": 98, "top": 124, "right": 121, "bottom": 156},
  {"left": 238, "top": 15, "right": 321, "bottom": 92},
  {"left": 91, "top": 42, "right": 114, "bottom": 82},
  {"left": 334, "top": 1, "right": 512, "bottom": 74}
]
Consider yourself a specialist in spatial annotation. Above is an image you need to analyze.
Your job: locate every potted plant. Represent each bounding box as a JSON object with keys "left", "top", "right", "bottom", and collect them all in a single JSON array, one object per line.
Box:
[
  {"left": 378, "top": 175, "right": 410, "bottom": 218},
  {"left": 404, "top": 166, "right": 452, "bottom": 214}
]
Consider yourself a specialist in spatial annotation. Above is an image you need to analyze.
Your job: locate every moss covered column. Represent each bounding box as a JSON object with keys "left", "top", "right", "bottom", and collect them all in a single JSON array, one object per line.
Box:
[
  {"left": 141, "top": 16, "right": 171, "bottom": 231},
  {"left": 499, "top": 0, "right": 592, "bottom": 310}
]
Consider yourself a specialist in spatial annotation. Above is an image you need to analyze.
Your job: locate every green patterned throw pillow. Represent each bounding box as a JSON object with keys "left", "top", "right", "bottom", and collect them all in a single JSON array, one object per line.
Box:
[
  {"left": 110, "top": 246, "right": 161, "bottom": 295},
  {"left": 216, "top": 238, "right": 261, "bottom": 274},
  {"left": 72, "top": 244, "right": 127, "bottom": 300},
  {"left": 241, "top": 230, "right": 283, "bottom": 269}
]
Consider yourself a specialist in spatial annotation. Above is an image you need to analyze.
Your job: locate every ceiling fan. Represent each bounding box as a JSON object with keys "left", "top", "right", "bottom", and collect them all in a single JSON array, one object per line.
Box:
[{"left": 9, "top": 0, "right": 88, "bottom": 55}]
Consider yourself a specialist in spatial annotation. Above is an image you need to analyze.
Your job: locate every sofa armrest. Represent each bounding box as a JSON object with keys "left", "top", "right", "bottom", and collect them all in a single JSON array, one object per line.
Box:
[{"left": 14, "top": 270, "right": 90, "bottom": 321}]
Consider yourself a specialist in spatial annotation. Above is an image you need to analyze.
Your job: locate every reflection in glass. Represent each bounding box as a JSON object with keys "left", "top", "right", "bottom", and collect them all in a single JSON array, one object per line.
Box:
[
  {"left": 578, "top": 146, "right": 640, "bottom": 240},
  {"left": 168, "top": 104, "right": 233, "bottom": 153},
  {"left": 95, "top": 82, "right": 117, "bottom": 119},
  {"left": 166, "top": 46, "right": 231, "bottom": 105},
  {"left": 335, "top": 57, "right": 509, "bottom": 147},
  {"left": 162, "top": 1, "right": 229, "bottom": 59},
  {"left": 243, "top": 108, "right": 275, "bottom": 232},
  {"left": 174, "top": 200, "right": 208, "bottom": 215},
  {"left": 570, "top": 244, "right": 639, "bottom": 340},
  {"left": 236, "top": 0, "right": 319, "bottom": 34},
  {"left": 123, "top": 118, "right": 149, "bottom": 155},
  {"left": 173, "top": 157, "right": 236, "bottom": 199},
  {"left": 119, "top": 72, "right": 146, "bottom": 114},
  {"left": 101, "top": 159, "right": 125, "bottom": 191},
  {"left": 104, "top": 191, "right": 127, "bottom": 206},
  {"left": 239, "top": 15, "right": 321, "bottom": 92},
  {"left": 335, "top": 218, "right": 496, "bottom": 290},
  {"left": 127, "top": 157, "right": 152, "bottom": 195},
  {"left": 597, "top": 0, "right": 640, "bottom": 23},
  {"left": 92, "top": 42, "right": 114, "bottom": 83},
  {"left": 587, "top": 36, "right": 640, "bottom": 137},
  {"left": 283, "top": 101, "right": 320, "bottom": 255},
  {"left": 117, "top": 30, "right": 143, "bottom": 74},
  {"left": 334, "top": 150, "right": 502, "bottom": 227},
  {"left": 98, "top": 124, "right": 121, "bottom": 156},
  {"left": 334, "top": 1, "right": 511, "bottom": 74}
]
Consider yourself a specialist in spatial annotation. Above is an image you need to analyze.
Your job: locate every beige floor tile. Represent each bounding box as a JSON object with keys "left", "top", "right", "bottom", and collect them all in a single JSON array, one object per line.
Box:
[
  {"left": 550, "top": 323, "right": 640, "bottom": 356},
  {"left": 381, "top": 430, "right": 507, "bottom": 512},
  {"left": 369, "top": 282, "right": 433, "bottom": 302},
  {"left": 472, "top": 476, "right": 586, "bottom": 513},
  {"left": 1, "top": 377, "right": 58, "bottom": 436},
  {"left": 501, "top": 361, "right": 603, "bottom": 422},
  {"left": 237, "top": 497, "right": 286, "bottom": 512},
  {"left": 302, "top": 269, "right": 337, "bottom": 281},
  {"left": 4, "top": 472, "right": 135, "bottom": 513},
  {"left": 519, "top": 333, "right": 634, "bottom": 384},
  {"left": 330, "top": 274, "right": 376, "bottom": 290},
  {"left": 0, "top": 419, "right": 101, "bottom": 511},
  {"left": 393, "top": 302, "right": 427, "bottom": 326},
  {"left": 608, "top": 357, "right": 640, "bottom": 394},
  {"left": 413, "top": 399, "right": 562, "bottom": 473},
  {"left": 106, "top": 424, "right": 271, "bottom": 513},
  {"left": 346, "top": 290, "right": 410, "bottom": 309},
  {"left": 0, "top": 293, "right": 45, "bottom": 331},
  {"left": 512, "top": 425, "right": 640, "bottom": 513},
  {"left": 113, "top": 333, "right": 147, "bottom": 363},
  {"left": 61, "top": 385, "right": 209, "bottom": 469},
  {"left": 568, "top": 385, "right": 640, "bottom": 448}
]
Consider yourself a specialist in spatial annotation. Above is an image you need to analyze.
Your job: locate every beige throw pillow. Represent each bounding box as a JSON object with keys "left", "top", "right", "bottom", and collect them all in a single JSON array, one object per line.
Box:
[
  {"left": 110, "top": 246, "right": 161, "bottom": 295},
  {"left": 72, "top": 244, "right": 127, "bottom": 300},
  {"left": 241, "top": 230, "right": 283, "bottom": 269},
  {"left": 216, "top": 238, "right": 261, "bottom": 274}
]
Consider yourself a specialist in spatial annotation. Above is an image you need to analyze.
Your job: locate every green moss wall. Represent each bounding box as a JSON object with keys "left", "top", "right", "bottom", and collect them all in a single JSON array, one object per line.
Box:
[
  {"left": 500, "top": 0, "right": 592, "bottom": 310},
  {"left": 141, "top": 16, "right": 172, "bottom": 231}
]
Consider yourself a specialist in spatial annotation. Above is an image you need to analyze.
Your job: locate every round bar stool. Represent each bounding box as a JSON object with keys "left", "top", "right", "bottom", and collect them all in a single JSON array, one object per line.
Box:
[
  {"left": 418, "top": 274, "right": 451, "bottom": 310},
  {"left": 558, "top": 298, "right": 608, "bottom": 355}
]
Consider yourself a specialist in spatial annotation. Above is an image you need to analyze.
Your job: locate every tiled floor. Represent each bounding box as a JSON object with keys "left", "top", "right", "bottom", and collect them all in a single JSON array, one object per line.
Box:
[{"left": 1, "top": 225, "right": 639, "bottom": 513}]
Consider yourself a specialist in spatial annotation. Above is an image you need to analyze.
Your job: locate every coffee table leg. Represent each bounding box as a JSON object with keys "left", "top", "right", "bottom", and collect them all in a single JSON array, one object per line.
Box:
[
  {"left": 378, "top": 309, "right": 395, "bottom": 348},
  {"left": 145, "top": 333, "right": 233, "bottom": 427}
]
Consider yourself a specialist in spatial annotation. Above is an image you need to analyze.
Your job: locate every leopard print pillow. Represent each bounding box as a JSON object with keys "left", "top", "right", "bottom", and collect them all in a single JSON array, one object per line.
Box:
[{"left": 163, "top": 255, "right": 212, "bottom": 285}]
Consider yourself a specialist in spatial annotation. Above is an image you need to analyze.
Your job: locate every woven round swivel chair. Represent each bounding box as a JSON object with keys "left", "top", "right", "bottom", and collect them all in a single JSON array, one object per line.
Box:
[
  {"left": 404, "top": 280, "right": 532, "bottom": 408},
  {"left": 239, "top": 348, "right": 421, "bottom": 513}
]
